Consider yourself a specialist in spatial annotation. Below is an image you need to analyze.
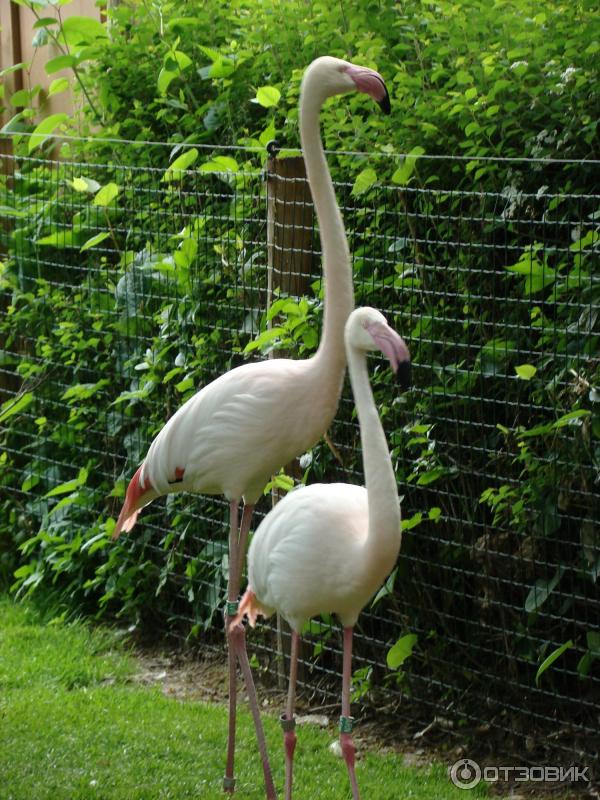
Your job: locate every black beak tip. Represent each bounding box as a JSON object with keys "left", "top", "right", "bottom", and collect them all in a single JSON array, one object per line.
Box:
[
  {"left": 378, "top": 90, "right": 391, "bottom": 115},
  {"left": 396, "top": 360, "right": 411, "bottom": 391}
]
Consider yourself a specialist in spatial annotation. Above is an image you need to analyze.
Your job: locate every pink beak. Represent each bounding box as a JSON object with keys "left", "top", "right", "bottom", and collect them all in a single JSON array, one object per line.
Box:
[
  {"left": 366, "top": 321, "right": 411, "bottom": 389},
  {"left": 344, "top": 65, "right": 391, "bottom": 114}
]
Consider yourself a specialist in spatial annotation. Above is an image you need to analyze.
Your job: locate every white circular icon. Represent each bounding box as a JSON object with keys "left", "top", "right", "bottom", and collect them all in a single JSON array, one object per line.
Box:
[{"left": 449, "top": 758, "right": 482, "bottom": 789}]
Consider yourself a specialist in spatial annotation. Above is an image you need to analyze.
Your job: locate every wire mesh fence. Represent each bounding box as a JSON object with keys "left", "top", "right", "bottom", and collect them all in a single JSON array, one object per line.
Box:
[{"left": 1, "top": 138, "right": 598, "bottom": 778}]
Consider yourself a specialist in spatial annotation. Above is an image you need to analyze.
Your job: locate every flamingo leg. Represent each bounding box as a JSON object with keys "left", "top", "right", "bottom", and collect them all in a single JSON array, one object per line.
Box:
[
  {"left": 281, "top": 630, "right": 300, "bottom": 800},
  {"left": 340, "top": 626, "right": 360, "bottom": 800},
  {"left": 224, "top": 499, "right": 240, "bottom": 793},
  {"left": 230, "top": 622, "right": 278, "bottom": 800},
  {"left": 234, "top": 503, "right": 254, "bottom": 593}
]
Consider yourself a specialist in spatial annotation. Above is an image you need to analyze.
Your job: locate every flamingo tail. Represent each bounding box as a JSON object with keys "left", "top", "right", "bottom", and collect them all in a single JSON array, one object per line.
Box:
[{"left": 112, "top": 465, "right": 149, "bottom": 540}]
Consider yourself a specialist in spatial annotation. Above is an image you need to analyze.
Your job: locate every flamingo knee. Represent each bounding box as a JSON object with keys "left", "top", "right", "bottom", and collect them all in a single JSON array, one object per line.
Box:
[
  {"left": 280, "top": 714, "right": 297, "bottom": 760},
  {"left": 340, "top": 732, "right": 356, "bottom": 769}
]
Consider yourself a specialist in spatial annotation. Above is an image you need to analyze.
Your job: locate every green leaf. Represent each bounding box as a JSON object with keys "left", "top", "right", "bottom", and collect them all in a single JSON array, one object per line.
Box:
[
  {"left": 244, "top": 326, "right": 285, "bottom": 353},
  {"left": 44, "top": 466, "right": 88, "bottom": 498},
  {"left": 80, "top": 232, "right": 110, "bottom": 252},
  {"left": 61, "top": 16, "right": 107, "bottom": 47},
  {"left": 0, "top": 112, "right": 27, "bottom": 134},
  {"left": 21, "top": 472, "right": 41, "bottom": 493},
  {"left": 157, "top": 67, "right": 177, "bottom": 95},
  {"left": 391, "top": 146, "right": 425, "bottom": 186},
  {"left": 587, "top": 631, "right": 600, "bottom": 655},
  {"left": 33, "top": 16, "right": 59, "bottom": 29},
  {"left": 93, "top": 182, "right": 119, "bottom": 206},
  {"left": 162, "top": 148, "right": 198, "bottom": 182},
  {"left": 0, "top": 392, "right": 33, "bottom": 424},
  {"left": 352, "top": 167, "right": 377, "bottom": 197},
  {"left": 371, "top": 569, "right": 397, "bottom": 607},
  {"left": 552, "top": 409, "right": 591, "bottom": 429},
  {"left": 172, "top": 50, "right": 192, "bottom": 71},
  {"left": 416, "top": 466, "right": 448, "bottom": 486},
  {"left": 28, "top": 113, "right": 69, "bottom": 153},
  {"left": 36, "top": 229, "right": 74, "bottom": 248},
  {"left": 48, "top": 77, "right": 69, "bottom": 97},
  {"left": 518, "top": 409, "right": 591, "bottom": 440},
  {"left": 525, "top": 567, "right": 565, "bottom": 613},
  {"left": 199, "top": 155, "right": 239, "bottom": 174},
  {"left": 62, "top": 380, "right": 108, "bottom": 400},
  {"left": 0, "top": 205, "right": 27, "bottom": 219},
  {"left": 9, "top": 89, "right": 31, "bottom": 107},
  {"left": 515, "top": 364, "right": 537, "bottom": 380},
  {"left": 45, "top": 54, "right": 78, "bottom": 74},
  {"left": 167, "top": 17, "right": 202, "bottom": 30},
  {"left": 455, "top": 70, "right": 473, "bottom": 84},
  {"left": 535, "top": 640, "right": 572, "bottom": 686},
  {"left": 401, "top": 511, "right": 423, "bottom": 531},
  {"left": 254, "top": 86, "right": 281, "bottom": 108},
  {"left": 387, "top": 633, "right": 418, "bottom": 670},
  {"left": 174, "top": 377, "right": 194, "bottom": 393},
  {"left": 68, "top": 176, "right": 100, "bottom": 193},
  {"left": 209, "top": 58, "right": 235, "bottom": 79}
]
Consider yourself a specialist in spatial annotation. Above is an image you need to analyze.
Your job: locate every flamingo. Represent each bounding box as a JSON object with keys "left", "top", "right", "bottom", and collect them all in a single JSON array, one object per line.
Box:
[
  {"left": 112, "top": 57, "right": 390, "bottom": 798},
  {"left": 230, "top": 307, "right": 410, "bottom": 800}
]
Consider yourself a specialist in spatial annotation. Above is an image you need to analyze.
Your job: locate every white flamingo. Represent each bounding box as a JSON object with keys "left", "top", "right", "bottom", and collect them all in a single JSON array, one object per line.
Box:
[
  {"left": 230, "top": 307, "right": 409, "bottom": 800},
  {"left": 112, "top": 58, "right": 390, "bottom": 798}
]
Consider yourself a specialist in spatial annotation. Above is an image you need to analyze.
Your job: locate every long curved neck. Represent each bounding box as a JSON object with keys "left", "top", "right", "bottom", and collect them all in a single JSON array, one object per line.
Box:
[
  {"left": 347, "top": 347, "right": 401, "bottom": 575},
  {"left": 300, "top": 84, "right": 354, "bottom": 378}
]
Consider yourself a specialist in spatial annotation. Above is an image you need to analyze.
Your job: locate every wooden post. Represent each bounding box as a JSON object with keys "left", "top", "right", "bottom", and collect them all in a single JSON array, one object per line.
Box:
[
  {"left": 265, "top": 150, "right": 314, "bottom": 689},
  {"left": 266, "top": 153, "right": 314, "bottom": 304},
  {"left": 0, "top": 0, "right": 23, "bottom": 170}
]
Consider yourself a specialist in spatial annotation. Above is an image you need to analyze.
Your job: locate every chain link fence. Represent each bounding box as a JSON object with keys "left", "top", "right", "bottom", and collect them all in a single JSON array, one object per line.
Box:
[{"left": 1, "top": 139, "right": 598, "bottom": 777}]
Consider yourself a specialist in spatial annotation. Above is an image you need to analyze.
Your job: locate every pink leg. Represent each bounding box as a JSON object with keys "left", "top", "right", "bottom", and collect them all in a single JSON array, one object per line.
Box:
[
  {"left": 234, "top": 503, "right": 254, "bottom": 592},
  {"left": 230, "top": 623, "right": 278, "bottom": 800},
  {"left": 281, "top": 631, "right": 300, "bottom": 800},
  {"left": 340, "top": 626, "right": 360, "bottom": 800},
  {"left": 224, "top": 500, "right": 240, "bottom": 793}
]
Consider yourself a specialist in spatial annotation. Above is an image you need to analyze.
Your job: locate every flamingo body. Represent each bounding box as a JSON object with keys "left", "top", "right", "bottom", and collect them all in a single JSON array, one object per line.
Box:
[
  {"left": 116, "top": 357, "right": 343, "bottom": 534},
  {"left": 246, "top": 482, "right": 391, "bottom": 631}
]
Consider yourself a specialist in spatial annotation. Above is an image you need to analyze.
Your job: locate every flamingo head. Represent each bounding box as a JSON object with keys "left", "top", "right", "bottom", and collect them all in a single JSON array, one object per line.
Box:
[
  {"left": 112, "top": 464, "right": 158, "bottom": 540},
  {"left": 345, "top": 307, "right": 411, "bottom": 389},
  {"left": 303, "top": 56, "right": 391, "bottom": 114}
]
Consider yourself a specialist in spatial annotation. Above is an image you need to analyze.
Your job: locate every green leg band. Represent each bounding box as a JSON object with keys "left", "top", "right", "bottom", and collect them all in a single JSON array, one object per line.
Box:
[
  {"left": 280, "top": 713, "right": 296, "bottom": 732},
  {"left": 223, "top": 775, "right": 236, "bottom": 791},
  {"left": 339, "top": 715, "right": 355, "bottom": 734},
  {"left": 225, "top": 600, "right": 239, "bottom": 617}
]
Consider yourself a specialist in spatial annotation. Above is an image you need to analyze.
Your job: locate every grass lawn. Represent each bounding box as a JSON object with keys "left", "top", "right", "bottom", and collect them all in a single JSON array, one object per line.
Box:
[{"left": 0, "top": 598, "right": 488, "bottom": 799}]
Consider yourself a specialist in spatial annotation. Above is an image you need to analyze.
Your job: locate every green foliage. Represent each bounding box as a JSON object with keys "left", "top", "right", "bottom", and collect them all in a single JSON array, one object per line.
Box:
[
  {"left": 0, "top": 0, "right": 598, "bottom": 727},
  {"left": 4, "top": 0, "right": 597, "bottom": 174}
]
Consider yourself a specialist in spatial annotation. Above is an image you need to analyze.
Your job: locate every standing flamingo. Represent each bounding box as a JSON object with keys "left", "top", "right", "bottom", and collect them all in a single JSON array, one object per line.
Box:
[
  {"left": 230, "top": 307, "right": 410, "bottom": 800},
  {"left": 112, "top": 58, "right": 390, "bottom": 797}
]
